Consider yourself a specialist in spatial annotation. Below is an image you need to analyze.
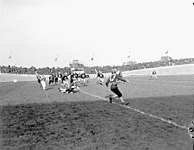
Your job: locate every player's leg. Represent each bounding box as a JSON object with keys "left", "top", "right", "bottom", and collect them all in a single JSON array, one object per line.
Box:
[
  {"left": 101, "top": 78, "right": 104, "bottom": 84},
  {"left": 41, "top": 80, "right": 46, "bottom": 90},
  {"left": 99, "top": 78, "right": 104, "bottom": 85},
  {"left": 97, "top": 77, "right": 100, "bottom": 84},
  {"left": 58, "top": 87, "right": 67, "bottom": 93},
  {"left": 65, "top": 80, "right": 70, "bottom": 88},
  {"left": 111, "top": 87, "right": 128, "bottom": 105},
  {"left": 110, "top": 87, "right": 123, "bottom": 103}
]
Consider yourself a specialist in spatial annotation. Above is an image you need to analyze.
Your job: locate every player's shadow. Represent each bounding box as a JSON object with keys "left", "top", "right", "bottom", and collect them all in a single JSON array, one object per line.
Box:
[{"left": 45, "top": 87, "right": 53, "bottom": 91}]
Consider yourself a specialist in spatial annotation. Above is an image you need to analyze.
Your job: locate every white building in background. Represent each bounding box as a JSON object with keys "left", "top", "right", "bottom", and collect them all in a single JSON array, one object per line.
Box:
[{"left": 69, "top": 59, "right": 84, "bottom": 74}]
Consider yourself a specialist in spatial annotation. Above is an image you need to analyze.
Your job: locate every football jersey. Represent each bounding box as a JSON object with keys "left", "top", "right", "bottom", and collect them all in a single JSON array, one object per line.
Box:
[
  {"left": 106, "top": 73, "right": 127, "bottom": 88},
  {"left": 62, "top": 75, "right": 68, "bottom": 81}
]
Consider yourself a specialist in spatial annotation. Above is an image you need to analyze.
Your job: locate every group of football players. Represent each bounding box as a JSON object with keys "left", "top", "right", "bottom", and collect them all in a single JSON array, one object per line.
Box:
[
  {"left": 49, "top": 72, "right": 90, "bottom": 93},
  {"left": 35, "top": 68, "right": 130, "bottom": 105}
]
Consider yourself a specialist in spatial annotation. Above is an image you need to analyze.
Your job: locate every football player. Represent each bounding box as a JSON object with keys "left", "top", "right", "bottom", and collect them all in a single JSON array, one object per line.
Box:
[
  {"left": 96, "top": 69, "right": 104, "bottom": 85},
  {"left": 106, "top": 69, "right": 129, "bottom": 105},
  {"left": 150, "top": 70, "right": 157, "bottom": 79}
]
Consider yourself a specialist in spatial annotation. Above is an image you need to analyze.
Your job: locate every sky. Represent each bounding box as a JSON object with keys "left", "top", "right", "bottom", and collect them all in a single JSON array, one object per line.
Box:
[{"left": 0, "top": 0, "right": 194, "bottom": 68}]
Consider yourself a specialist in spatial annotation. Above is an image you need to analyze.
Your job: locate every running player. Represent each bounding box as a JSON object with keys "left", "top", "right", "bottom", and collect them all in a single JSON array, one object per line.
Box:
[
  {"left": 40, "top": 75, "right": 47, "bottom": 90},
  {"left": 96, "top": 69, "right": 104, "bottom": 85},
  {"left": 150, "top": 70, "right": 157, "bottom": 79},
  {"left": 106, "top": 68, "right": 129, "bottom": 105}
]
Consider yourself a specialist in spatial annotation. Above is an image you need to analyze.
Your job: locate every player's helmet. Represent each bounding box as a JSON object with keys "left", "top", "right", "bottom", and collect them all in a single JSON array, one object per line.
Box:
[{"left": 111, "top": 68, "right": 117, "bottom": 73}]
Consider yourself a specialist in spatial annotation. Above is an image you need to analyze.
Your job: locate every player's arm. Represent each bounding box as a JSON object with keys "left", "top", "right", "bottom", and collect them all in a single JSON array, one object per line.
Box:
[
  {"left": 95, "top": 69, "right": 98, "bottom": 74},
  {"left": 117, "top": 76, "right": 128, "bottom": 83},
  {"left": 105, "top": 78, "right": 110, "bottom": 87}
]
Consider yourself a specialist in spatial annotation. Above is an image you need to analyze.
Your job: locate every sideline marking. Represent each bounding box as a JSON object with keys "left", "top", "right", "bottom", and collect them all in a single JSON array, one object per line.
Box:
[{"left": 80, "top": 90, "right": 188, "bottom": 130}]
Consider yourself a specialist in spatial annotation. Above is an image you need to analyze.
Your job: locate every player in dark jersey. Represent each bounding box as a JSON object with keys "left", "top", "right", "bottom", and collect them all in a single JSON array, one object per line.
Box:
[
  {"left": 58, "top": 72, "right": 63, "bottom": 83},
  {"left": 53, "top": 73, "right": 58, "bottom": 85},
  {"left": 80, "top": 72, "right": 87, "bottom": 85},
  {"left": 61, "top": 73, "right": 69, "bottom": 88},
  {"left": 72, "top": 72, "right": 79, "bottom": 80},
  {"left": 49, "top": 74, "right": 55, "bottom": 85},
  {"left": 106, "top": 69, "right": 129, "bottom": 105}
]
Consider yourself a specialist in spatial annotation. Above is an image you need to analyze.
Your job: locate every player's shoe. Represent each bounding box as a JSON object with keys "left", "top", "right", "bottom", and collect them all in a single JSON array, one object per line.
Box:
[
  {"left": 109, "top": 97, "right": 112, "bottom": 103},
  {"left": 121, "top": 102, "right": 129, "bottom": 105},
  {"left": 125, "top": 102, "right": 129, "bottom": 105}
]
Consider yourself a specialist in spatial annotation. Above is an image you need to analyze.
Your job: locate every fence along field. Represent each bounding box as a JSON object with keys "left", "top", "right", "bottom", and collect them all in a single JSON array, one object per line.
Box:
[{"left": 0, "top": 64, "right": 193, "bottom": 150}]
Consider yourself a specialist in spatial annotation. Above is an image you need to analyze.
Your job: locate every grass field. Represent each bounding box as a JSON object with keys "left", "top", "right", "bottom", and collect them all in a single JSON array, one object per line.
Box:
[{"left": 0, "top": 75, "right": 193, "bottom": 150}]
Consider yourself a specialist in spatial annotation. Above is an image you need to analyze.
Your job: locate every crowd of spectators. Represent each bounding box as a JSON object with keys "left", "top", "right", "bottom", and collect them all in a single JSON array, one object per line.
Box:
[{"left": 1, "top": 58, "right": 194, "bottom": 75}]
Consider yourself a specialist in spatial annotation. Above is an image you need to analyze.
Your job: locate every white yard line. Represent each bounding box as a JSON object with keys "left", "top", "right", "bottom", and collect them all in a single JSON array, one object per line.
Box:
[{"left": 80, "top": 90, "right": 188, "bottom": 130}]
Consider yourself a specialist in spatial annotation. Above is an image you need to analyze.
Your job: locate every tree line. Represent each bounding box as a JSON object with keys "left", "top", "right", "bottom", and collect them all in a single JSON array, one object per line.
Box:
[{"left": 1, "top": 57, "right": 194, "bottom": 75}]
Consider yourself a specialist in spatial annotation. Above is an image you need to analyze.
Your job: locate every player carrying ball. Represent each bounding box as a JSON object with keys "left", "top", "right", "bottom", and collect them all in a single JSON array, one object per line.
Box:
[{"left": 106, "top": 68, "right": 129, "bottom": 105}]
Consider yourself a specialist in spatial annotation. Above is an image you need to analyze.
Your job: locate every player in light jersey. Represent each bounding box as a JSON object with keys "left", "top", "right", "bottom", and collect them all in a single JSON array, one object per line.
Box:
[
  {"left": 96, "top": 69, "right": 104, "bottom": 85},
  {"left": 188, "top": 120, "right": 194, "bottom": 138},
  {"left": 80, "top": 72, "right": 87, "bottom": 86},
  {"left": 106, "top": 69, "right": 129, "bottom": 105},
  {"left": 40, "top": 75, "right": 47, "bottom": 90},
  {"left": 150, "top": 70, "right": 157, "bottom": 79}
]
